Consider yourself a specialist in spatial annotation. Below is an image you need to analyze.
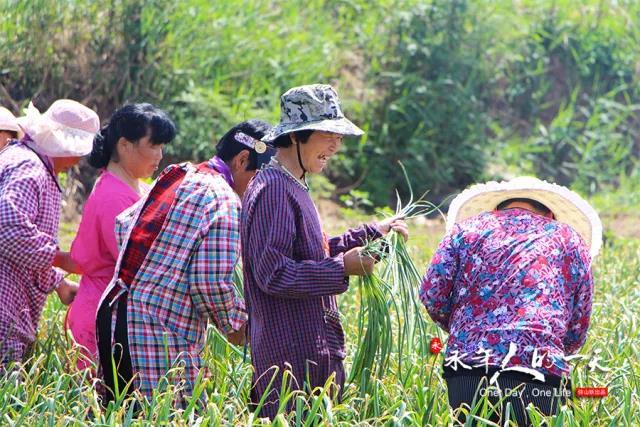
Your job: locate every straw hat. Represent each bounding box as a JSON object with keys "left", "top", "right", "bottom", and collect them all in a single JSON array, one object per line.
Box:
[
  {"left": 446, "top": 176, "right": 603, "bottom": 258},
  {"left": 262, "top": 84, "right": 363, "bottom": 142},
  {"left": 17, "top": 100, "right": 100, "bottom": 157},
  {"left": 0, "top": 106, "right": 20, "bottom": 133}
]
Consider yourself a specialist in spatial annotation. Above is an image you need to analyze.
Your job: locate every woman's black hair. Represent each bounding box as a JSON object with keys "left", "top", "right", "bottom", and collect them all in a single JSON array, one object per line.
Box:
[
  {"left": 497, "top": 198, "right": 552, "bottom": 215},
  {"left": 89, "top": 103, "right": 176, "bottom": 169},
  {"left": 270, "top": 130, "right": 314, "bottom": 148},
  {"left": 216, "top": 119, "right": 273, "bottom": 171}
]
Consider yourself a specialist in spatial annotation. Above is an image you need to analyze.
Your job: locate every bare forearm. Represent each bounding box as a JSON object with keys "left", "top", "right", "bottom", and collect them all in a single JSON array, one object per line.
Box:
[{"left": 53, "top": 251, "right": 82, "bottom": 274}]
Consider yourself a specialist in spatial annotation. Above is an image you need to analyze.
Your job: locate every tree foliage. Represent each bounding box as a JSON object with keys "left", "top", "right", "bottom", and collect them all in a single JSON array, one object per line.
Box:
[{"left": 1, "top": 0, "right": 638, "bottom": 210}]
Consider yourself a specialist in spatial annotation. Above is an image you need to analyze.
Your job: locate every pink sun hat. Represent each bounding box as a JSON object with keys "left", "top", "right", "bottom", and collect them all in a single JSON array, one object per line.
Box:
[
  {"left": 17, "top": 99, "right": 100, "bottom": 157},
  {"left": 0, "top": 106, "right": 20, "bottom": 134}
]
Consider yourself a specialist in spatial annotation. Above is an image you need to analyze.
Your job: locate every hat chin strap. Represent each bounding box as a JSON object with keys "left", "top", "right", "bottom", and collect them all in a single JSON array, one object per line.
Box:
[{"left": 295, "top": 141, "right": 307, "bottom": 178}]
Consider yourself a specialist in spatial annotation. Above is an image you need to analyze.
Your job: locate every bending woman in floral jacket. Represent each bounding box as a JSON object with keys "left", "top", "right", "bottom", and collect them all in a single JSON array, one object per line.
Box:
[{"left": 421, "top": 177, "right": 600, "bottom": 425}]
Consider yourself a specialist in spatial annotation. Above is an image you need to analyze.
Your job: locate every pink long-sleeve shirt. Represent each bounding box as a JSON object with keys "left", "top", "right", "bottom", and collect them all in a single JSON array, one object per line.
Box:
[{"left": 66, "top": 171, "right": 142, "bottom": 369}]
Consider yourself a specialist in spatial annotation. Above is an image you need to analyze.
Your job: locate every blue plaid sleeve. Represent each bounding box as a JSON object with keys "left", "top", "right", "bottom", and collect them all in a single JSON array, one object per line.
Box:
[{"left": 188, "top": 189, "right": 247, "bottom": 334}]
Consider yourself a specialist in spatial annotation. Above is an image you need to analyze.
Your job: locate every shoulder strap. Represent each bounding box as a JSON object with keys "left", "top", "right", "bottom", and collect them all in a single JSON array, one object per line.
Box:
[
  {"left": 117, "top": 165, "right": 188, "bottom": 284},
  {"left": 117, "top": 162, "right": 221, "bottom": 284}
]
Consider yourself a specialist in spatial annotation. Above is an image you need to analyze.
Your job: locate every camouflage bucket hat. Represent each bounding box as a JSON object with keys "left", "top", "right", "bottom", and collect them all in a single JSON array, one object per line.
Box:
[{"left": 262, "top": 84, "right": 364, "bottom": 143}]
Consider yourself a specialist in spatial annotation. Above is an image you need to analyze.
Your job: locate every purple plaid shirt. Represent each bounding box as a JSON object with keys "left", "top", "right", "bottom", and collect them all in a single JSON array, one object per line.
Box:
[
  {"left": 0, "top": 141, "right": 63, "bottom": 363},
  {"left": 100, "top": 162, "right": 247, "bottom": 400},
  {"left": 241, "top": 167, "right": 381, "bottom": 418}
]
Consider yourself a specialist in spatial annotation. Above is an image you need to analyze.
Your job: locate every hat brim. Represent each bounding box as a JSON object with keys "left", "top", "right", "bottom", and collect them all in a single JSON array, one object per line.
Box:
[
  {"left": 262, "top": 117, "right": 364, "bottom": 142},
  {"left": 446, "top": 178, "right": 603, "bottom": 258},
  {"left": 17, "top": 111, "right": 94, "bottom": 157},
  {"left": 0, "top": 123, "right": 20, "bottom": 133}
]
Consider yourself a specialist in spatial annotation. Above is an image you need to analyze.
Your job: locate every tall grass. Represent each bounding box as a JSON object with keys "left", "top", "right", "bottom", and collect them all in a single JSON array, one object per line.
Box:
[{"left": 1, "top": 224, "right": 639, "bottom": 425}]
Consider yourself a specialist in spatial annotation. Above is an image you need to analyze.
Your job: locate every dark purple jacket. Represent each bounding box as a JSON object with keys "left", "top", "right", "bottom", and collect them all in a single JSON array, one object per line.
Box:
[{"left": 241, "top": 167, "right": 381, "bottom": 418}]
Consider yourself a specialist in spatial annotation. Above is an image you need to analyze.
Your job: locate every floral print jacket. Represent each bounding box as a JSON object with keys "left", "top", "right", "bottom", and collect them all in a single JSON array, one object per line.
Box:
[{"left": 421, "top": 208, "right": 593, "bottom": 378}]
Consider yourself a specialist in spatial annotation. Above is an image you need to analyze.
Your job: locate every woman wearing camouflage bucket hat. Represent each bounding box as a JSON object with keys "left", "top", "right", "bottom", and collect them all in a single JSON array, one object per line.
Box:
[{"left": 241, "top": 84, "right": 409, "bottom": 418}]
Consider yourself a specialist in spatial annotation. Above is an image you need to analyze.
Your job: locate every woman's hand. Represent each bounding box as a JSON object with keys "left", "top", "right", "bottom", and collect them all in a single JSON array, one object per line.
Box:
[
  {"left": 53, "top": 251, "right": 82, "bottom": 274},
  {"left": 227, "top": 323, "right": 247, "bottom": 346},
  {"left": 376, "top": 215, "right": 409, "bottom": 241},
  {"left": 343, "top": 246, "right": 376, "bottom": 276},
  {"left": 55, "top": 278, "right": 79, "bottom": 305}
]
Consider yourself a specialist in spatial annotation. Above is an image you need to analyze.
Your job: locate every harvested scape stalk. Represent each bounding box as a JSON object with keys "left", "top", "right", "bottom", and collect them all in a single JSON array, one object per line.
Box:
[
  {"left": 382, "top": 232, "right": 433, "bottom": 381},
  {"left": 349, "top": 162, "right": 444, "bottom": 391},
  {"left": 348, "top": 238, "right": 395, "bottom": 393},
  {"left": 381, "top": 164, "right": 444, "bottom": 380}
]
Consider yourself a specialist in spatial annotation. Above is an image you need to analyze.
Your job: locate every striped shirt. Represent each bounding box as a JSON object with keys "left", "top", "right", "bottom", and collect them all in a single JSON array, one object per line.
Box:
[{"left": 241, "top": 166, "right": 381, "bottom": 418}]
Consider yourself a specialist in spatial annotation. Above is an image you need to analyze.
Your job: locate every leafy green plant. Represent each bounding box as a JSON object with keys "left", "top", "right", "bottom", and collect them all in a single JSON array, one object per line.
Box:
[{"left": 347, "top": 0, "right": 492, "bottom": 205}]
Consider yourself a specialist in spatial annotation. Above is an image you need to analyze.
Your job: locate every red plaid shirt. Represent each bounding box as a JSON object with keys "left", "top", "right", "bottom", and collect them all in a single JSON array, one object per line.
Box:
[{"left": 99, "top": 161, "right": 247, "bottom": 400}]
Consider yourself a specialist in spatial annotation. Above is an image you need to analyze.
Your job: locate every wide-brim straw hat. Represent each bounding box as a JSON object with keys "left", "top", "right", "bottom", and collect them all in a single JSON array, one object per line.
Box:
[
  {"left": 16, "top": 100, "right": 100, "bottom": 157},
  {"left": 446, "top": 176, "right": 603, "bottom": 258},
  {"left": 262, "top": 84, "right": 364, "bottom": 143},
  {"left": 0, "top": 106, "right": 20, "bottom": 133}
]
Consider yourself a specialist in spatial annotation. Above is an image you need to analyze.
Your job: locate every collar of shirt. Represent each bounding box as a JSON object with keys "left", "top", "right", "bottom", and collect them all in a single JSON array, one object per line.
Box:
[
  {"left": 207, "top": 155, "right": 234, "bottom": 187},
  {"left": 497, "top": 207, "right": 550, "bottom": 221},
  {"left": 267, "top": 157, "right": 310, "bottom": 192},
  {"left": 19, "top": 136, "right": 61, "bottom": 192}
]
